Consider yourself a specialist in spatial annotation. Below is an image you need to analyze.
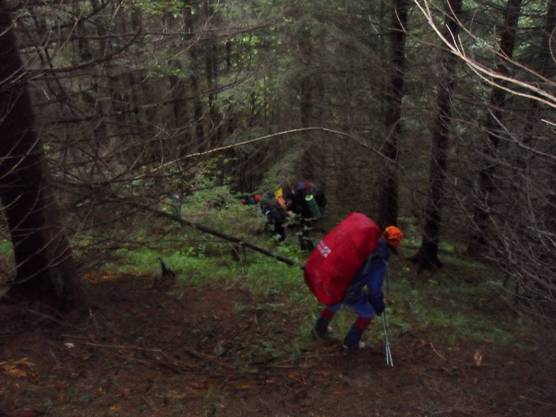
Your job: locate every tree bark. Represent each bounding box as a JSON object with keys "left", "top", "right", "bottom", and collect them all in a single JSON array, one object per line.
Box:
[
  {"left": 203, "top": 0, "right": 221, "bottom": 148},
  {"left": 299, "top": 21, "right": 315, "bottom": 180},
  {"left": 468, "top": 0, "right": 523, "bottom": 257},
  {"left": 412, "top": 0, "right": 463, "bottom": 271},
  {"left": 0, "top": 2, "right": 84, "bottom": 310},
  {"left": 376, "top": 0, "right": 409, "bottom": 229},
  {"left": 184, "top": 3, "right": 205, "bottom": 151},
  {"left": 169, "top": 59, "right": 190, "bottom": 146},
  {"left": 538, "top": 0, "right": 556, "bottom": 232}
]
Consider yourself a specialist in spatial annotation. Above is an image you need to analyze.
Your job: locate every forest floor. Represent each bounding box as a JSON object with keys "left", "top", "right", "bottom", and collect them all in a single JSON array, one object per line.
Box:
[{"left": 1, "top": 271, "right": 556, "bottom": 417}]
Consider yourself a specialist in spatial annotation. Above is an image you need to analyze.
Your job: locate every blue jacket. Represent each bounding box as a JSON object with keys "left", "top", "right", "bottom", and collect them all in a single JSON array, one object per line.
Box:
[{"left": 343, "top": 239, "right": 390, "bottom": 313}]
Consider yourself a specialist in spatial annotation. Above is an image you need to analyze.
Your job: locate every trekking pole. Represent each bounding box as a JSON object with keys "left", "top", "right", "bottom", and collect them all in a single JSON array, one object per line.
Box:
[
  {"left": 382, "top": 310, "right": 394, "bottom": 367},
  {"left": 382, "top": 265, "right": 394, "bottom": 366},
  {"left": 383, "top": 321, "right": 393, "bottom": 367},
  {"left": 386, "top": 311, "right": 394, "bottom": 366}
]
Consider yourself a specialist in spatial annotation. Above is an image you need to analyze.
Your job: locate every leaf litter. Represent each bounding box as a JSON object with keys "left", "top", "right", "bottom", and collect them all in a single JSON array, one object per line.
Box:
[{"left": 0, "top": 272, "right": 555, "bottom": 417}]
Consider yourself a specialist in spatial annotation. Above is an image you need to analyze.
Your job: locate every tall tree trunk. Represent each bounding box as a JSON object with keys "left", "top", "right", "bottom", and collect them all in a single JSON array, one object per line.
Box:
[
  {"left": 184, "top": 3, "right": 205, "bottom": 151},
  {"left": 73, "top": 0, "right": 92, "bottom": 62},
  {"left": 0, "top": 3, "right": 83, "bottom": 310},
  {"left": 509, "top": 0, "right": 556, "bottom": 308},
  {"left": 203, "top": 0, "right": 220, "bottom": 148},
  {"left": 412, "top": 0, "right": 463, "bottom": 271},
  {"left": 225, "top": 40, "right": 235, "bottom": 135},
  {"left": 515, "top": 0, "right": 555, "bottom": 221},
  {"left": 169, "top": 59, "right": 190, "bottom": 151},
  {"left": 376, "top": 0, "right": 409, "bottom": 228},
  {"left": 468, "top": 0, "right": 523, "bottom": 257},
  {"left": 299, "top": 21, "right": 316, "bottom": 180},
  {"left": 225, "top": 40, "right": 232, "bottom": 74},
  {"left": 543, "top": 0, "right": 556, "bottom": 232}
]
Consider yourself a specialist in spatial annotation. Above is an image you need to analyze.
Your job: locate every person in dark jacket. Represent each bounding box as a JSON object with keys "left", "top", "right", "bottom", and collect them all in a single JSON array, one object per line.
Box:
[
  {"left": 259, "top": 192, "right": 288, "bottom": 241},
  {"left": 313, "top": 226, "right": 404, "bottom": 350},
  {"left": 278, "top": 180, "right": 326, "bottom": 250},
  {"left": 283, "top": 180, "right": 327, "bottom": 219}
]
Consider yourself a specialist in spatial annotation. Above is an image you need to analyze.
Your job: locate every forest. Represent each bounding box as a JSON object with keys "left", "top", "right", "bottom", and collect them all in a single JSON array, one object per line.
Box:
[{"left": 0, "top": 0, "right": 555, "bottom": 416}]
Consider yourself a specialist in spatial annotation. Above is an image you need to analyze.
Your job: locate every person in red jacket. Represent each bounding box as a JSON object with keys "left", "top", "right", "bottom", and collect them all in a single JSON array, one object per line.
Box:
[{"left": 313, "top": 226, "right": 404, "bottom": 350}]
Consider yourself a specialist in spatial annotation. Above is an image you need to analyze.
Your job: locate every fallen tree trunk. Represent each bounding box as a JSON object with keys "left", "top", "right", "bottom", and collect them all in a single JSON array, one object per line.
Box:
[{"left": 136, "top": 203, "right": 300, "bottom": 268}]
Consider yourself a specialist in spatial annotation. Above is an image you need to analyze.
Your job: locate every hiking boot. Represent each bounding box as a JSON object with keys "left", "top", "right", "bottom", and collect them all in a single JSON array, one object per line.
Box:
[
  {"left": 342, "top": 340, "right": 366, "bottom": 352},
  {"left": 313, "top": 317, "right": 333, "bottom": 340},
  {"left": 342, "top": 326, "right": 364, "bottom": 351},
  {"left": 312, "top": 326, "right": 335, "bottom": 341}
]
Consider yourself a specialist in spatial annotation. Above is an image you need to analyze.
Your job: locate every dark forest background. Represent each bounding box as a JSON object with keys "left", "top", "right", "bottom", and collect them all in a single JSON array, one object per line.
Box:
[{"left": 0, "top": 0, "right": 554, "bottom": 315}]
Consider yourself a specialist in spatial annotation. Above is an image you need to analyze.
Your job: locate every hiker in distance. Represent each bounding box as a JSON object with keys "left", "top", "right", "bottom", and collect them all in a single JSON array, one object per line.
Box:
[
  {"left": 281, "top": 179, "right": 327, "bottom": 250},
  {"left": 259, "top": 191, "right": 289, "bottom": 241},
  {"left": 282, "top": 179, "right": 327, "bottom": 220},
  {"left": 258, "top": 179, "right": 327, "bottom": 242},
  {"left": 303, "top": 212, "right": 404, "bottom": 351}
]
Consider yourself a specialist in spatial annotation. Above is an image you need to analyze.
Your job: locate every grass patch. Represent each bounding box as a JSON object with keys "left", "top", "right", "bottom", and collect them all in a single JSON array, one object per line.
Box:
[
  {"left": 0, "top": 240, "right": 12, "bottom": 256},
  {"left": 103, "top": 228, "right": 524, "bottom": 355},
  {"left": 110, "top": 246, "right": 243, "bottom": 284},
  {"left": 389, "top": 259, "right": 516, "bottom": 345}
]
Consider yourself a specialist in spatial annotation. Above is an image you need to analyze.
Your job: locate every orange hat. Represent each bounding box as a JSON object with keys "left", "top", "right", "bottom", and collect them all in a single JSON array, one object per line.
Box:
[{"left": 384, "top": 225, "right": 404, "bottom": 248}]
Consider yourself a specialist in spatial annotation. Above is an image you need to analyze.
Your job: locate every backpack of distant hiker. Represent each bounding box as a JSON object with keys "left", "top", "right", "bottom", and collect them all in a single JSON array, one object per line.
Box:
[
  {"left": 289, "top": 180, "right": 325, "bottom": 219},
  {"left": 303, "top": 212, "right": 381, "bottom": 305},
  {"left": 304, "top": 194, "right": 321, "bottom": 219}
]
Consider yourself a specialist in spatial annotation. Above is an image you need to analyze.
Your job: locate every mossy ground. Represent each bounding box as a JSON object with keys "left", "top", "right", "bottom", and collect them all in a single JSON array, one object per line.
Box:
[{"left": 1, "top": 199, "right": 554, "bottom": 416}]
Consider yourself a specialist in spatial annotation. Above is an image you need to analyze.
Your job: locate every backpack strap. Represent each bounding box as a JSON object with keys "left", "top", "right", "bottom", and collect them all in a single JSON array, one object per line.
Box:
[
  {"left": 344, "top": 251, "right": 382, "bottom": 300},
  {"left": 361, "top": 250, "right": 384, "bottom": 275},
  {"left": 384, "top": 263, "right": 390, "bottom": 296}
]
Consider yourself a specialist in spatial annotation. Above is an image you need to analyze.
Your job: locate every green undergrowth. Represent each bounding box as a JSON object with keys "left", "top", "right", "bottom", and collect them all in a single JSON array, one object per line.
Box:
[
  {"left": 104, "top": 229, "right": 528, "bottom": 359},
  {"left": 0, "top": 183, "right": 532, "bottom": 355},
  {"left": 4, "top": 218, "right": 525, "bottom": 355},
  {"left": 107, "top": 234, "right": 307, "bottom": 288},
  {"left": 385, "top": 254, "right": 518, "bottom": 347},
  {"left": 108, "top": 234, "right": 315, "bottom": 360},
  {"left": 0, "top": 240, "right": 12, "bottom": 256}
]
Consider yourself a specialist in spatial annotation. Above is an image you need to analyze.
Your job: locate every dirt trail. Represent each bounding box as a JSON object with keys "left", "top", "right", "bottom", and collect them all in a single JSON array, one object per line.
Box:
[{"left": 1, "top": 274, "right": 554, "bottom": 417}]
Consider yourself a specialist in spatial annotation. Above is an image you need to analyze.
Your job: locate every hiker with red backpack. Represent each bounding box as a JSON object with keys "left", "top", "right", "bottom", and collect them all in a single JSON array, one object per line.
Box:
[{"left": 303, "top": 213, "right": 404, "bottom": 351}]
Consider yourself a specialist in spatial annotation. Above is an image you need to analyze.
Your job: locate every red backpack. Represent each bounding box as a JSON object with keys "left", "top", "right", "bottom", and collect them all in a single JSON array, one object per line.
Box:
[{"left": 303, "top": 212, "right": 381, "bottom": 305}]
